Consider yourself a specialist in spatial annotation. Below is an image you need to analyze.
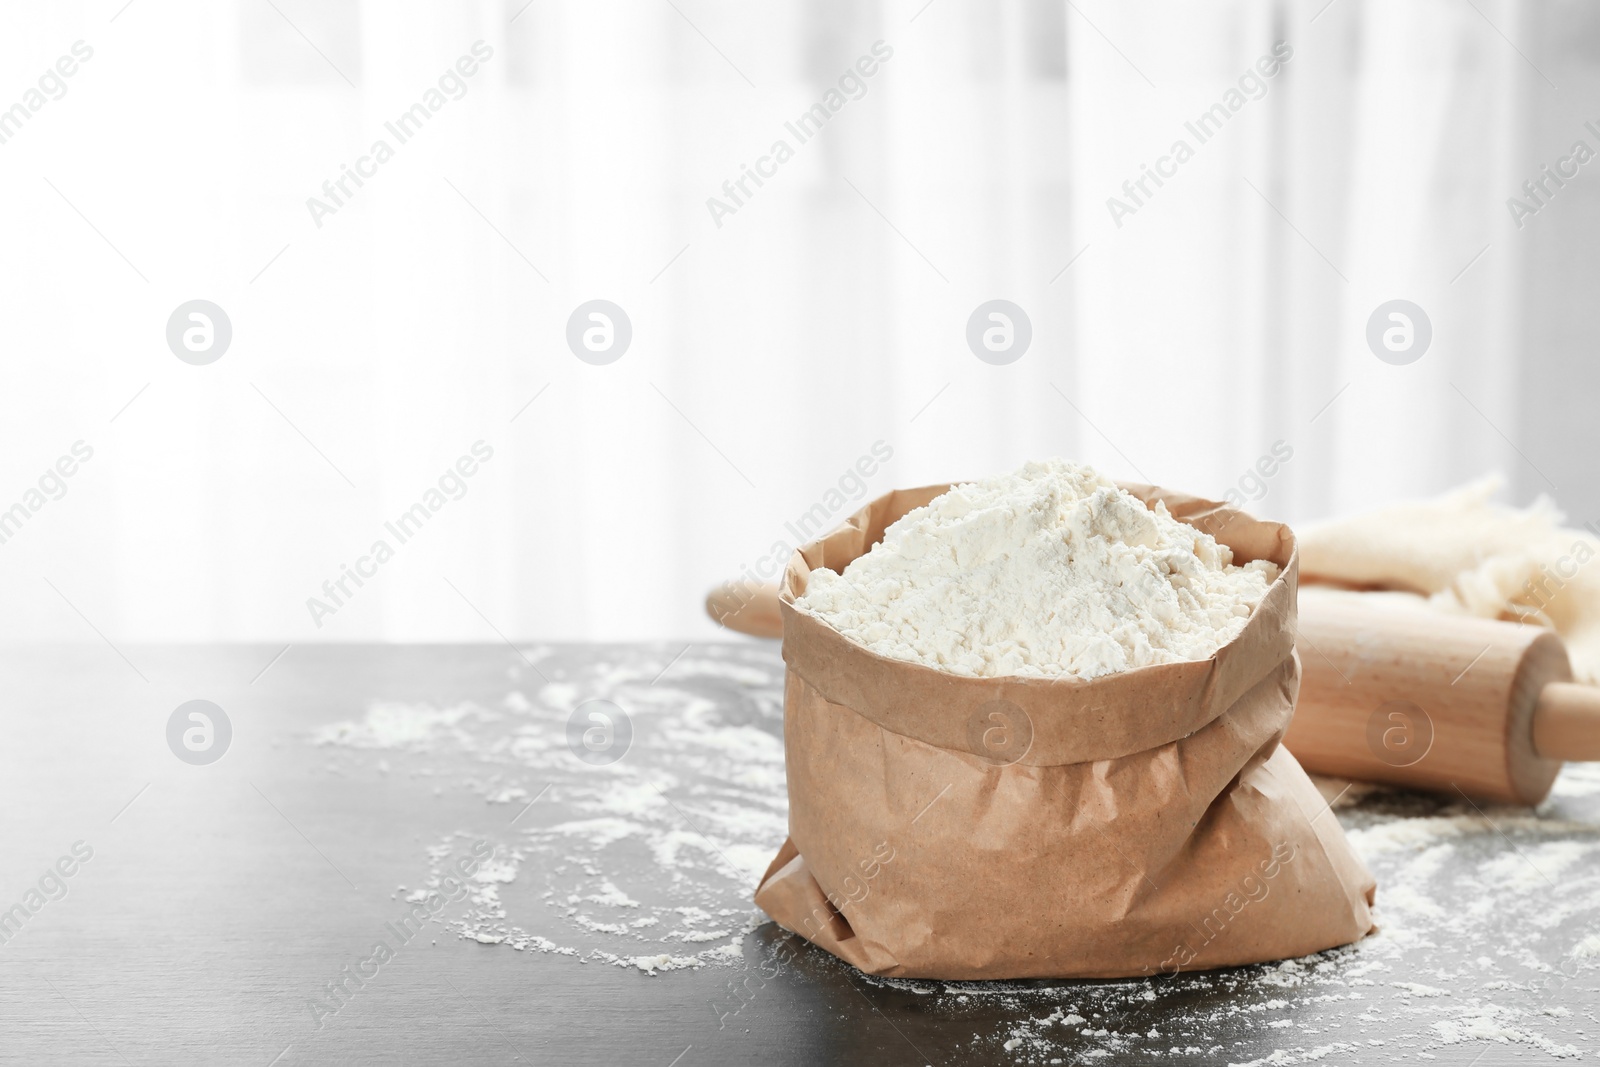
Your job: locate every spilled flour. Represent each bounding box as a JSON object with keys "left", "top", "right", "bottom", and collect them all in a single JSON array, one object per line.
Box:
[
  {"left": 308, "top": 645, "right": 1600, "bottom": 1063},
  {"left": 794, "top": 459, "right": 1277, "bottom": 678},
  {"left": 312, "top": 645, "right": 785, "bottom": 975}
]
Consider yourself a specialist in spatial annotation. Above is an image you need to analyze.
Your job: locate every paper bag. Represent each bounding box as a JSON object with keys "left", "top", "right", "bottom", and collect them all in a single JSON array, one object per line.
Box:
[{"left": 753, "top": 482, "right": 1377, "bottom": 979}]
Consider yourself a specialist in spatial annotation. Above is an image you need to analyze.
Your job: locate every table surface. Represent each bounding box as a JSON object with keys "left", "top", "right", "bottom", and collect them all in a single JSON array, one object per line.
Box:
[{"left": 3, "top": 642, "right": 1599, "bottom": 1066}]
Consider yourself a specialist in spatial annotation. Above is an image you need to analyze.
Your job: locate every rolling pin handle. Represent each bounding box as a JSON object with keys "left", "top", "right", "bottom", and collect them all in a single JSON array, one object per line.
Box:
[
  {"left": 1532, "top": 682, "right": 1600, "bottom": 762},
  {"left": 705, "top": 581, "right": 785, "bottom": 639}
]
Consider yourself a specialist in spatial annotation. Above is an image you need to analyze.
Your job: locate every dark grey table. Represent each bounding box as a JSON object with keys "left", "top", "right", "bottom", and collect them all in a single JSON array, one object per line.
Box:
[{"left": 4, "top": 643, "right": 1598, "bottom": 1065}]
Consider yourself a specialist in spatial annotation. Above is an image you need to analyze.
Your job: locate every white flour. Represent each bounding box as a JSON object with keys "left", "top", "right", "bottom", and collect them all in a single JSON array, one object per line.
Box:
[{"left": 794, "top": 459, "right": 1278, "bottom": 678}]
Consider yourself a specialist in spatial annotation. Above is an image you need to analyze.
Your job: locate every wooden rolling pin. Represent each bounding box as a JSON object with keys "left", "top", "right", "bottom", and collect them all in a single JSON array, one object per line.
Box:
[
  {"left": 705, "top": 582, "right": 1600, "bottom": 805},
  {"left": 1291, "top": 596, "right": 1600, "bottom": 805},
  {"left": 705, "top": 580, "right": 783, "bottom": 640}
]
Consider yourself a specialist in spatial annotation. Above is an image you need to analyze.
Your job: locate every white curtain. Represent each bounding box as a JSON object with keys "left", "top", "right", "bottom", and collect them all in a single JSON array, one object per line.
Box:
[{"left": 0, "top": 0, "right": 1568, "bottom": 643}]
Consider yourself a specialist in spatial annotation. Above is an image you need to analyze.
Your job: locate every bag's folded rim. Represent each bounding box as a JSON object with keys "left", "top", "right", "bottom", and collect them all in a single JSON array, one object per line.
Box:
[{"left": 777, "top": 480, "right": 1301, "bottom": 765}]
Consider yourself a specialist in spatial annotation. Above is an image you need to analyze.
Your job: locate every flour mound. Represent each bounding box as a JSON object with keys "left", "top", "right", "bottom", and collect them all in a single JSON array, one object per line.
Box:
[{"left": 794, "top": 459, "right": 1279, "bottom": 679}]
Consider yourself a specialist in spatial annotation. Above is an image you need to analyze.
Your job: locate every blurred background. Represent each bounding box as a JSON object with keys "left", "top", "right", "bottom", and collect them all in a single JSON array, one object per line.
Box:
[{"left": 1, "top": 0, "right": 1594, "bottom": 643}]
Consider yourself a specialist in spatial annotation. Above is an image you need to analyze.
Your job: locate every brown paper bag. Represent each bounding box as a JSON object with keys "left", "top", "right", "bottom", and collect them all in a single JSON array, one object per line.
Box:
[{"left": 753, "top": 483, "right": 1377, "bottom": 979}]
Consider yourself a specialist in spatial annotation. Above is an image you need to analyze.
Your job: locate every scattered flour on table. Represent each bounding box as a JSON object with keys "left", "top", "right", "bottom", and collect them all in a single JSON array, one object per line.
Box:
[
  {"left": 794, "top": 459, "right": 1278, "bottom": 678},
  {"left": 308, "top": 645, "right": 1600, "bottom": 1062},
  {"left": 310, "top": 701, "right": 490, "bottom": 749},
  {"left": 312, "top": 646, "right": 786, "bottom": 975}
]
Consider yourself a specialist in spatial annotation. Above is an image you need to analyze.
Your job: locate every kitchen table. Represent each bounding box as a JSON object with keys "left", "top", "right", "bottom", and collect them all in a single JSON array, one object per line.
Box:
[{"left": 4, "top": 643, "right": 1597, "bottom": 1065}]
